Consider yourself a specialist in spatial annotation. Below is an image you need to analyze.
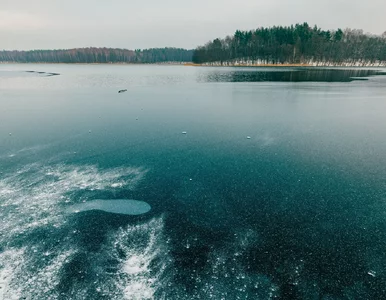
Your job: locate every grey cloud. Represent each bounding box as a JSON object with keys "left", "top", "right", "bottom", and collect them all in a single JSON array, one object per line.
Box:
[{"left": 1, "top": 0, "right": 385, "bottom": 50}]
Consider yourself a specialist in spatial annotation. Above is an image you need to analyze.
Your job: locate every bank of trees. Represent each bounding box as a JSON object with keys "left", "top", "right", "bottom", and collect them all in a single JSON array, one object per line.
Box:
[
  {"left": 192, "top": 23, "right": 386, "bottom": 65},
  {"left": 3, "top": 24, "right": 385, "bottom": 65},
  {"left": 0, "top": 47, "right": 193, "bottom": 63}
]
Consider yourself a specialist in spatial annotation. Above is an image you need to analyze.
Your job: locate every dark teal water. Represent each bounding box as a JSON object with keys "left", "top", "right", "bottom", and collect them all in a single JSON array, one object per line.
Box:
[{"left": 1, "top": 64, "right": 386, "bottom": 299}]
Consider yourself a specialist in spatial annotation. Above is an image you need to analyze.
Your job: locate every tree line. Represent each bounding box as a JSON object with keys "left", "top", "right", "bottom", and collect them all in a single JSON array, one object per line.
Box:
[
  {"left": 192, "top": 23, "right": 386, "bottom": 65},
  {"left": 0, "top": 47, "right": 193, "bottom": 63}
]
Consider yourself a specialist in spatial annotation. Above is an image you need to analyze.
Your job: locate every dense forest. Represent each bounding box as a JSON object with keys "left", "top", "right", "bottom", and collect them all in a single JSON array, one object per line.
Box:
[
  {"left": 192, "top": 23, "right": 386, "bottom": 66},
  {"left": 0, "top": 47, "right": 193, "bottom": 63}
]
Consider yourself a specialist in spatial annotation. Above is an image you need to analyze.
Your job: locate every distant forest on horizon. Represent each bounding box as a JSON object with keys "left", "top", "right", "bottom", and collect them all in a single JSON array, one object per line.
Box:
[
  {"left": 1, "top": 23, "right": 386, "bottom": 65},
  {"left": 0, "top": 48, "right": 193, "bottom": 64}
]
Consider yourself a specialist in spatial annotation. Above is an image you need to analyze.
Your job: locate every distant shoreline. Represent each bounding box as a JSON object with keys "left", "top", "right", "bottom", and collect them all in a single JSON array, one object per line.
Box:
[
  {"left": 0, "top": 62, "right": 385, "bottom": 68},
  {"left": 184, "top": 63, "right": 386, "bottom": 68},
  {"left": 184, "top": 63, "right": 312, "bottom": 67},
  {"left": 0, "top": 62, "right": 187, "bottom": 66}
]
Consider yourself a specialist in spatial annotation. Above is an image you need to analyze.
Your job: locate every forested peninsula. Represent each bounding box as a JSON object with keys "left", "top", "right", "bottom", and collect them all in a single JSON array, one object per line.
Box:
[
  {"left": 0, "top": 48, "right": 193, "bottom": 64},
  {"left": 192, "top": 23, "right": 386, "bottom": 66}
]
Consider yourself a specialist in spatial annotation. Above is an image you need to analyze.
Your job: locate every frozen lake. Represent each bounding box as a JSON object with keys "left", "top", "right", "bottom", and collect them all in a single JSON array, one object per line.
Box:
[{"left": 1, "top": 64, "right": 386, "bottom": 299}]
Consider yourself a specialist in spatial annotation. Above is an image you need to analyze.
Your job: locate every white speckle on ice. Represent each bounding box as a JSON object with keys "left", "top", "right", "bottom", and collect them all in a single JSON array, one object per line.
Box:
[
  {"left": 0, "top": 163, "right": 148, "bottom": 299},
  {"left": 110, "top": 217, "right": 169, "bottom": 300}
]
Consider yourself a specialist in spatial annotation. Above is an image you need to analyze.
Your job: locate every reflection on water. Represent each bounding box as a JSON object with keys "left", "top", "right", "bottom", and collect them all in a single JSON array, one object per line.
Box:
[{"left": 205, "top": 68, "right": 385, "bottom": 82}]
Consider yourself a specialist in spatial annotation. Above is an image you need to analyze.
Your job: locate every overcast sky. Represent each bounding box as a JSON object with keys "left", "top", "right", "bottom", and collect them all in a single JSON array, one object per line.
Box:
[{"left": 1, "top": 0, "right": 385, "bottom": 50}]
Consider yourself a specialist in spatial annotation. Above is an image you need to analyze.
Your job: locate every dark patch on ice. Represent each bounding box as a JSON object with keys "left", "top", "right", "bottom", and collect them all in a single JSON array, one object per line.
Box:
[
  {"left": 24, "top": 70, "right": 60, "bottom": 77},
  {"left": 204, "top": 68, "right": 386, "bottom": 83}
]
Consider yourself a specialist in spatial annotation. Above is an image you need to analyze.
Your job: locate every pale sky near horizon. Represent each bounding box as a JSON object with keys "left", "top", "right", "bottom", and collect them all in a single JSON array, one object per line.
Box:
[{"left": 1, "top": 0, "right": 385, "bottom": 50}]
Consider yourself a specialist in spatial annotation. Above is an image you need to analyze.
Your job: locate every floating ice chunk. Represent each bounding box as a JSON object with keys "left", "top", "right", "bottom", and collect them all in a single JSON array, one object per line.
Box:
[
  {"left": 368, "top": 270, "right": 376, "bottom": 277},
  {"left": 8, "top": 133, "right": 11, "bottom": 136},
  {"left": 68, "top": 199, "right": 151, "bottom": 215},
  {"left": 182, "top": 131, "right": 187, "bottom": 134},
  {"left": 246, "top": 136, "right": 251, "bottom": 139}
]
